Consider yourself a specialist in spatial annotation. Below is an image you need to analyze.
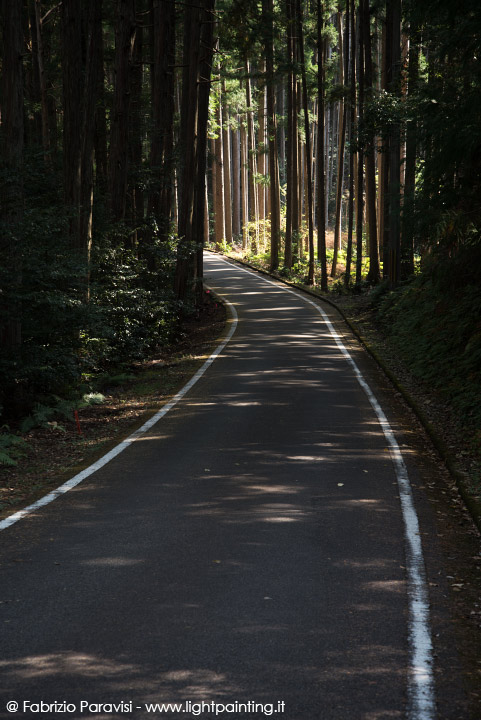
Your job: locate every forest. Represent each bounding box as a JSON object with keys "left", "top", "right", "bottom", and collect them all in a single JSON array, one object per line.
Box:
[{"left": 1, "top": 0, "right": 480, "bottom": 472}]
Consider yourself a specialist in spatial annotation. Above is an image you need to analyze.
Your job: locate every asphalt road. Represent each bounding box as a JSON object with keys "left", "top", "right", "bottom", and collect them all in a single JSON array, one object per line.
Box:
[{"left": 0, "top": 253, "right": 467, "bottom": 719}]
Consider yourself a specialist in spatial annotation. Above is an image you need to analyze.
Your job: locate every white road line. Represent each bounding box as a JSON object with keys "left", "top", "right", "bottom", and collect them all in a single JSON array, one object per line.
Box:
[
  {"left": 0, "top": 293, "right": 238, "bottom": 533},
  {"left": 220, "top": 257, "right": 436, "bottom": 720}
]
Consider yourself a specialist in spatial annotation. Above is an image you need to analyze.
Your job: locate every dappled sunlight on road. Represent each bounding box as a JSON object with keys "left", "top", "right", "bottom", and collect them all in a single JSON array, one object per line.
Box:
[
  {"left": 0, "top": 652, "right": 140, "bottom": 680},
  {"left": 81, "top": 556, "right": 146, "bottom": 567},
  {"left": 0, "top": 254, "right": 421, "bottom": 720}
]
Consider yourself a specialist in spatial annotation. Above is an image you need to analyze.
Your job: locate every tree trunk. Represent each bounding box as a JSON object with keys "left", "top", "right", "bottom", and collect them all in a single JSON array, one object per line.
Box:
[
  {"left": 387, "top": 0, "right": 401, "bottom": 286},
  {"left": 193, "top": 0, "right": 215, "bottom": 303},
  {"left": 174, "top": 0, "right": 215, "bottom": 301},
  {"left": 214, "top": 98, "right": 226, "bottom": 247},
  {"left": 222, "top": 81, "right": 233, "bottom": 244},
  {"left": 128, "top": 3, "right": 144, "bottom": 246},
  {"left": 232, "top": 123, "right": 241, "bottom": 238},
  {"left": 108, "top": 0, "right": 136, "bottom": 223},
  {"left": 297, "top": 98, "right": 302, "bottom": 245},
  {"left": 93, "top": 0, "right": 108, "bottom": 190},
  {"left": 402, "top": 22, "right": 419, "bottom": 278},
  {"left": 174, "top": 0, "right": 203, "bottom": 297},
  {"left": 284, "top": 0, "right": 294, "bottom": 269},
  {"left": 263, "top": 0, "right": 281, "bottom": 271},
  {"left": 257, "top": 65, "right": 266, "bottom": 247},
  {"left": 317, "top": 0, "right": 328, "bottom": 290},
  {"left": 345, "top": 0, "right": 356, "bottom": 287},
  {"left": 355, "top": 3, "right": 365, "bottom": 286},
  {"left": 245, "top": 60, "right": 259, "bottom": 252},
  {"left": 278, "top": 83, "right": 286, "bottom": 184},
  {"left": 326, "top": 101, "right": 334, "bottom": 228},
  {"left": 62, "top": 0, "right": 83, "bottom": 249},
  {"left": 363, "top": 0, "right": 380, "bottom": 283},
  {"left": 240, "top": 118, "right": 249, "bottom": 249},
  {"left": 80, "top": 1, "right": 101, "bottom": 282},
  {"left": 0, "top": 0, "right": 24, "bottom": 409},
  {"left": 34, "top": 0, "right": 51, "bottom": 164},
  {"left": 380, "top": 13, "right": 390, "bottom": 277},
  {"left": 331, "top": 10, "right": 346, "bottom": 278},
  {"left": 148, "top": 0, "right": 176, "bottom": 244},
  {"left": 297, "top": 0, "right": 314, "bottom": 283}
]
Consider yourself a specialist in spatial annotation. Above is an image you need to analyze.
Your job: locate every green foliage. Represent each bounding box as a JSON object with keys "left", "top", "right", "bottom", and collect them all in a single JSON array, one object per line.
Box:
[
  {"left": 81, "top": 392, "right": 106, "bottom": 406},
  {"left": 20, "top": 396, "right": 79, "bottom": 433},
  {"left": 0, "top": 165, "right": 181, "bottom": 428},
  {"left": 0, "top": 201, "right": 88, "bottom": 417},
  {"left": 376, "top": 277, "right": 481, "bottom": 437},
  {"left": 0, "top": 432, "right": 28, "bottom": 467},
  {"left": 83, "top": 229, "right": 181, "bottom": 373}
]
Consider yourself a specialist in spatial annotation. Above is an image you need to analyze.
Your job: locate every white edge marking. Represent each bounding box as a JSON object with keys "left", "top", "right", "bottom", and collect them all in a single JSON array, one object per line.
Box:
[
  {"left": 0, "top": 291, "right": 238, "bottom": 533},
  {"left": 222, "top": 258, "right": 436, "bottom": 720}
]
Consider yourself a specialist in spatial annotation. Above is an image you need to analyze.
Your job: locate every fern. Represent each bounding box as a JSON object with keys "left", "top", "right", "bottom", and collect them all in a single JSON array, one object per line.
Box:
[{"left": 0, "top": 433, "right": 27, "bottom": 467}]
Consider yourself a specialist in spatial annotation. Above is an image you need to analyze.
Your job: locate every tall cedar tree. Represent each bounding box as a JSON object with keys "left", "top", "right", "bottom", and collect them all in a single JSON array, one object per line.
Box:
[
  {"left": 297, "top": 0, "right": 315, "bottom": 284},
  {"left": 331, "top": 10, "right": 346, "bottom": 278},
  {"left": 317, "top": 0, "right": 328, "bottom": 290},
  {"left": 0, "top": 0, "right": 24, "bottom": 416},
  {"left": 174, "top": 0, "right": 216, "bottom": 301},
  {"left": 109, "top": 0, "right": 136, "bottom": 224},
  {"left": 148, "top": 0, "right": 176, "bottom": 246},
  {"left": 363, "top": 0, "right": 380, "bottom": 283},
  {"left": 263, "top": 0, "right": 281, "bottom": 271},
  {"left": 387, "top": 0, "right": 401, "bottom": 285}
]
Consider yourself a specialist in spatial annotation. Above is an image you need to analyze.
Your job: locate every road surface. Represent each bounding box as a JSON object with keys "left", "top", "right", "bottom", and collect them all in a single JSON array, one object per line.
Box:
[{"left": 0, "top": 253, "right": 472, "bottom": 719}]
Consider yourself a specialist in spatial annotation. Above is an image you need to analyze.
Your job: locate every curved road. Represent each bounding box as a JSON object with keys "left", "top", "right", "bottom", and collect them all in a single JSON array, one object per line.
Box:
[{"left": 0, "top": 253, "right": 467, "bottom": 719}]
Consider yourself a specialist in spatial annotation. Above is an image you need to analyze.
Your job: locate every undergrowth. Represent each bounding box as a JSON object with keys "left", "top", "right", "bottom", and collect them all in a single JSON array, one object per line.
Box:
[{"left": 374, "top": 277, "right": 481, "bottom": 456}]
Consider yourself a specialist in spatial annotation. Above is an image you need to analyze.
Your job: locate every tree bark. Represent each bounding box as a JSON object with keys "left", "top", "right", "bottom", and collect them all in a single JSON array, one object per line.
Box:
[
  {"left": 174, "top": 0, "right": 203, "bottom": 298},
  {"left": 222, "top": 81, "right": 233, "bottom": 245},
  {"left": 257, "top": 65, "right": 267, "bottom": 246},
  {"left": 148, "top": 0, "right": 176, "bottom": 243},
  {"left": 245, "top": 60, "right": 259, "bottom": 252},
  {"left": 263, "top": 0, "right": 280, "bottom": 271},
  {"left": 380, "top": 13, "right": 390, "bottom": 277},
  {"left": 240, "top": 118, "right": 249, "bottom": 249},
  {"left": 62, "top": 0, "right": 83, "bottom": 248},
  {"left": 402, "top": 22, "right": 419, "bottom": 277},
  {"left": 317, "top": 0, "right": 328, "bottom": 289},
  {"left": 34, "top": 0, "right": 51, "bottom": 164},
  {"left": 193, "top": 0, "right": 215, "bottom": 302},
  {"left": 214, "top": 98, "right": 226, "bottom": 247},
  {"left": 297, "top": 0, "right": 314, "bottom": 283},
  {"left": 355, "top": 2, "right": 365, "bottom": 286},
  {"left": 93, "top": 0, "right": 107, "bottom": 191},
  {"left": 128, "top": 2, "right": 144, "bottom": 246},
  {"left": 174, "top": 0, "right": 215, "bottom": 301},
  {"left": 363, "top": 0, "right": 380, "bottom": 283},
  {"left": 0, "top": 0, "right": 24, "bottom": 376},
  {"left": 345, "top": 0, "right": 356, "bottom": 287},
  {"left": 284, "top": 0, "right": 294, "bottom": 269},
  {"left": 109, "top": 0, "right": 136, "bottom": 224},
  {"left": 232, "top": 123, "right": 241, "bottom": 238},
  {"left": 387, "top": 0, "right": 401, "bottom": 286},
  {"left": 80, "top": 1, "right": 101, "bottom": 280},
  {"left": 331, "top": 10, "right": 346, "bottom": 278}
]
